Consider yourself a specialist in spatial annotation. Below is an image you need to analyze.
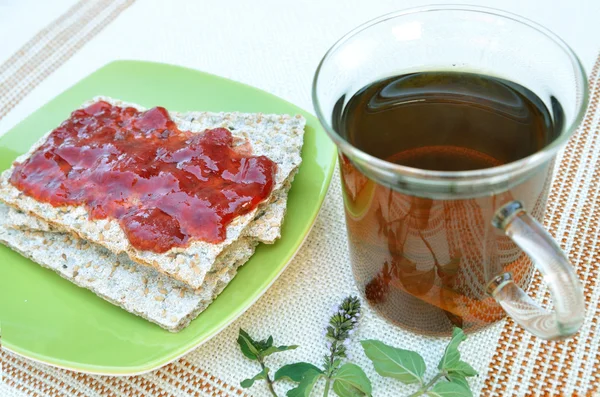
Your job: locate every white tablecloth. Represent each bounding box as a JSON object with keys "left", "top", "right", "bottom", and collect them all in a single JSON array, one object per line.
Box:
[{"left": 1, "top": 0, "right": 598, "bottom": 137}]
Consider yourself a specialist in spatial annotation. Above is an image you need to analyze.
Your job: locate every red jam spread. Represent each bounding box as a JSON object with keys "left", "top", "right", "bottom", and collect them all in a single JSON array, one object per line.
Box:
[{"left": 10, "top": 101, "right": 277, "bottom": 253}]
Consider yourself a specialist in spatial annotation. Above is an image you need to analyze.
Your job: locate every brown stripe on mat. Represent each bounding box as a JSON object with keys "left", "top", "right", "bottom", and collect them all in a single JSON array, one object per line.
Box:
[
  {"left": 0, "top": 1, "right": 88, "bottom": 77},
  {"left": 522, "top": 56, "right": 600, "bottom": 395},
  {"left": 0, "top": 0, "right": 111, "bottom": 96},
  {"left": 0, "top": 0, "right": 137, "bottom": 124},
  {"left": 157, "top": 364, "right": 205, "bottom": 396},
  {"left": 528, "top": 55, "right": 600, "bottom": 395},
  {"left": 482, "top": 55, "right": 600, "bottom": 396},
  {"left": 481, "top": 53, "right": 600, "bottom": 396},
  {"left": 538, "top": 129, "right": 600, "bottom": 391},
  {"left": 0, "top": 0, "right": 135, "bottom": 121},
  {"left": 4, "top": 353, "right": 84, "bottom": 396},
  {"left": 3, "top": 348, "right": 248, "bottom": 397},
  {"left": 178, "top": 359, "right": 251, "bottom": 396},
  {"left": 161, "top": 361, "right": 222, "bottom": 396}
]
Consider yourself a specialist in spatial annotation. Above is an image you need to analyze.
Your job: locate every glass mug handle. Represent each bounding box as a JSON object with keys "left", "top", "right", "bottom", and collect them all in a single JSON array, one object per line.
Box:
[{"left": 487, "top": 201, "right": 585, "bottom": 340}]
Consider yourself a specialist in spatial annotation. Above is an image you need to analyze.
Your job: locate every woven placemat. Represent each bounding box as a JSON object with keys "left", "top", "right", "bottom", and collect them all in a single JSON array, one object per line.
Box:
[
  {"left": 480, "top": 56, "right": 600, "bottom": 396},
  {"left": 0, "top": 0, "right": 135, "bottom": 122},
  {"left": 1, "top": 1, "right": 599, "bottom": 395}
]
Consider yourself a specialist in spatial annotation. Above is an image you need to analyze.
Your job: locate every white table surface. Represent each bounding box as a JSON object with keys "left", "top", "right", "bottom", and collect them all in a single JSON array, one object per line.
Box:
[
  {"left": 1, "top": 1, "right": 598, "bottom": 396},
  {"left": 1, "top": 0, "right": 599, "bottom": 138}
]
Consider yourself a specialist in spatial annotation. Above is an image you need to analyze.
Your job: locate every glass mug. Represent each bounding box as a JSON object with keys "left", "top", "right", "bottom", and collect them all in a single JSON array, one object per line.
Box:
[{"left": 312, "top": 6, "right": 588, "bottom": 339}]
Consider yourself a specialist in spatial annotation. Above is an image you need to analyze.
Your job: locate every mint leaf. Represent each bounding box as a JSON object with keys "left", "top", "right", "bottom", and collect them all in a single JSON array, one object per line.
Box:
[
  {"left": 241, "top": 368, "right": 269, "bottom": 388},
  {"left": 266, "top": 335, "right": 274, "bottom": 348},
  {"left": 262, "top": 344, "right": 299, "bottom": 357},
  {"left": 437, "top": 328, "right": 477, "bottom": 379},
  {"left": 448, "top": 361, "right": 478, "bottom": 378},
  {"left": 332, "top": 363, "right": 372, "bottom": 397},
  {"left": 238, "top": 328, "right": 261, "bottom": 360},
  {"left": 274, "top": 362, "right": 323, "bottom": 383},
  {"left": 361, "top": 339, "right": 425, "bottom": 384},
  {"left": 446, "top": 373, "right": 470, "bottom": 390},
  {"left": 426, "top": 381, "right": 472, "bottom": 397},
  {"left": 438, "top": 327, "right": 466, "bottom": 371},
  {"left": 333, "top": 382, "right": 369, "bottom": 397},
  {"left": 286, "top": 369, "right": 322, "bottom": 397}
]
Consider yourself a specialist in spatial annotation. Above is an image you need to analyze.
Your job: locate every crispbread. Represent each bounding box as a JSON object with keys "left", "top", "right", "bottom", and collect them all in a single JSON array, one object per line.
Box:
[
  {"left": 0, "top": 175, "right": 292, "bottom": 331},
  {"left": 0, "top": 96, "right": 305, "bottom": 289},
  {"left": 0, "top": 203, "right": 256, "bottom": 332},
  {"left": 0, "top": 169, "right": 293, "bottom": 331},
  {"left": 7, "top": 178, "right": 292, "bottom": 244},
  {"left": 246, "top": 179, "right": 291, "bottom": 244}
]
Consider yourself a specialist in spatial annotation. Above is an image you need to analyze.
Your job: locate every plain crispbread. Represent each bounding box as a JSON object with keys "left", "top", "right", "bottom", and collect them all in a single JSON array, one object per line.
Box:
[{"left": 0, "top": 96, "right": 305, "bottom": 289}]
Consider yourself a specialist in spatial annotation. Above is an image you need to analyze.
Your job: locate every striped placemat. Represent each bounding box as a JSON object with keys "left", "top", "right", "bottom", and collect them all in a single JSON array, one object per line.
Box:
[
  {"left": 481, "top": 55, "right": 600, "bottom": 396},
  {"left": 0, "top": 0, "right": 135, "bottom": 121},
  {"left": 0, "top": 1, "right": 599, "bottom": 395}
]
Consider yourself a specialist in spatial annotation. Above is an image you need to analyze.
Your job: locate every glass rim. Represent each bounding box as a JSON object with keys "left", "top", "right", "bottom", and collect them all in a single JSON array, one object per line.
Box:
[{"left": 311, "top": 4, "right": 589, "bottom": 183}]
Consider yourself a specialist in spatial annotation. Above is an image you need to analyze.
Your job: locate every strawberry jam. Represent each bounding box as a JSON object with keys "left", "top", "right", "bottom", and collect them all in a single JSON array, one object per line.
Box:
[{"left": 10, "top": 101, "right": 277, "bottom": 253}]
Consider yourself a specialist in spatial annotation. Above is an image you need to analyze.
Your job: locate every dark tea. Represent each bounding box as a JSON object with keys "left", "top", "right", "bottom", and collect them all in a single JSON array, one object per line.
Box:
[{"left": 335, "top": 72, "right": 560, "bottom": 335}]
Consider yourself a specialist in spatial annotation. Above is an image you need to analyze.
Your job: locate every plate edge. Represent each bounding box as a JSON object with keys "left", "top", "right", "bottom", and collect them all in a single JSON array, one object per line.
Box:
[{"left": 0, "top": 60, "right": 338, "bottom": 375}]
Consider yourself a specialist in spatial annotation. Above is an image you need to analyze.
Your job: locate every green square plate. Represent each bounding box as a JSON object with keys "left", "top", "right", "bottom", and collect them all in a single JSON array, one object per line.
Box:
[{"left": 0, "top": 61, "right": 336, "bottom": 375}]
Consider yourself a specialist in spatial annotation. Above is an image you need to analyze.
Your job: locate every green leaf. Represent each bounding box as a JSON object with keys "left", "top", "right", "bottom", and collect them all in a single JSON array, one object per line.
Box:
[
  {"left": 438, "top": 327, "right": 466, "bottom": 371},
  {"left": 446, "top": 373, "right": 470, "bottom": 390},
  {"left": 237, "top": 329, "right": 261, "bottom": 360},
  {"left": 332, "top": 363, "right": 372, "bottom": 397},
  {"left": 448, "top": 361, "right": 478, "bottom": 377},
  {"left": 266, "top": 335, "right": 274, "bottom": 348},
  {"left": 262, "top": 344, "right": 299, "bottom": 357},
  {"left": 361, "top": 339, "right": 426, "bottom": 384},
  {"left": 333, "top": 382, "right": 368, "bottom": 397},
  {"left": 240, "top": 368, "right": 269, "bottom": 388},
  {"left": 274, "top": 362, "right": 323, "bottom": 383},
  {"left": 426, "top": 381, "right": 472, "bottom": 397},
  {"left": 286, "top": 369, "right": 322, "bottom": 397},
  {"left": 332, "top": 358, "right": 343, "bottom": 371}
]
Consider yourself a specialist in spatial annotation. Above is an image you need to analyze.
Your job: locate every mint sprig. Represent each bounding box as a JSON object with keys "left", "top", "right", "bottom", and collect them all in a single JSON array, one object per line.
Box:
[
  {"left": 236, "top": 296, "right": 477, "bottom": 397},
  {"left": 320, "top": 296, "right": 365, "bottom": 397},
  {"left": 237, "top": 328, "right": 298, "bottom": 396},
  {"left": 237, "top": 296, "right": 366, "bottom": 397}
]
